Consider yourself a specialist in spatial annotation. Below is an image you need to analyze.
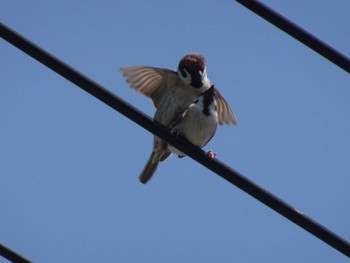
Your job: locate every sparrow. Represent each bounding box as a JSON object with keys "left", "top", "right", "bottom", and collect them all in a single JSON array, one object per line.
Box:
[
  {"left": 120, "top": 53, "right": 236, "bottom": 184},
  {"left": 168, "top": 85, "right": 218, "bottom": 158}
]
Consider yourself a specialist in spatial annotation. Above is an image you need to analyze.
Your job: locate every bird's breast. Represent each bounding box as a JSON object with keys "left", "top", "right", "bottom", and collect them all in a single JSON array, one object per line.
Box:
[{"left": 178, "top": 108, "right": 217, "bottom": 147}]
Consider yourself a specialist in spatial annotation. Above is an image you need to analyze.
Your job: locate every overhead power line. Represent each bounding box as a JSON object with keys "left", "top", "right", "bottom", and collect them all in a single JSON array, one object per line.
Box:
[
  {"left": 1, "top": 22, "right": 349, "bottom": 258},
  {"left": 0, "top": 243, "right": 32, "bottom": 263},
  {"left": 235, "top": 0, "right": 350, "bottom": 74}
]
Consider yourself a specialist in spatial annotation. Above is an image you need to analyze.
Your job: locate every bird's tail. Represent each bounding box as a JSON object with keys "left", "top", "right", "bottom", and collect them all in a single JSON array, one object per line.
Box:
[{"left": 139, "top": 151, "right": 159, "bottom": 184}]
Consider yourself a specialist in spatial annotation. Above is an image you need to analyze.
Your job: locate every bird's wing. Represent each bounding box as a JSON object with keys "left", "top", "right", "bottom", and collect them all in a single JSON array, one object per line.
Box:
[
  {"left": 120, "top": 66, "right": 177, "bottom": 108},
  {"left": 214, "top": 88, "right": 237, "bottom": 125}
]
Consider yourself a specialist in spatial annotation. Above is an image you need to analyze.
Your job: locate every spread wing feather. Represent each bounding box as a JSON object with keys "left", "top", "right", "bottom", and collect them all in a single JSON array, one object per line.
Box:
[
  {"left": 214, "top": 88, "right": 237, "bottom": 125},
  {"left": 120, "top": 66, "right": 177, "bottom": 108},
  {"left": 121, "top": 66, "right": 237, "bottom": 125}
]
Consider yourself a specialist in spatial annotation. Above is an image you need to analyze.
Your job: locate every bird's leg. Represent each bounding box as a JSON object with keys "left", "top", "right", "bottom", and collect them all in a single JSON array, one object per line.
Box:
[{"left": 171, "top": 129, "right": 179, "bottom": 137}]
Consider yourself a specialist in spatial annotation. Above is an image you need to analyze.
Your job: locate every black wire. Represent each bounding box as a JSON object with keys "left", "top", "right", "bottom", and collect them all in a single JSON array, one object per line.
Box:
[
  {"left": 1, "top": 22, "right": 350, "bottom": 258},
  {"left": 0, "top": 243, "right": 32, "bottom": 263},
  {"left": 235, "top": 0, "right": 350, "bottom": 74}
]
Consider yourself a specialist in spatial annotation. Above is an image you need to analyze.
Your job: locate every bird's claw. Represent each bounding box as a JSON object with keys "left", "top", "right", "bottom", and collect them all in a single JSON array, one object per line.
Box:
[{"left": 205, "top": 150, "right": 216, "bottom": 159}]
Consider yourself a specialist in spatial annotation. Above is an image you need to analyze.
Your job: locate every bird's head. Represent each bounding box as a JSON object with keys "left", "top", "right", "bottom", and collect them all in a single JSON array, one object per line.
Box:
[{"left": 177, "top": 53, "right": 211, "bottom": 90}]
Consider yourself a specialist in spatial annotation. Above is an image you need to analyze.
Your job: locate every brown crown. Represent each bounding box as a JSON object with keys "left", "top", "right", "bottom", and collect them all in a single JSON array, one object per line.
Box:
[{"left": 178, "top": 53, "right": 206, "bottom": 73}]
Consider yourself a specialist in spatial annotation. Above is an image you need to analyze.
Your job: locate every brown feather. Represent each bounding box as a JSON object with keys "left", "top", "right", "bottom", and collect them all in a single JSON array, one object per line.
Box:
[
  {"left": 214, "top": 88, "right": 237, "bottom": 125},
  {"left": 120, "top": 66, "right": 177, "bottom": 108},
  {"left": 139, "top": 151, "right": 159, "bottom": 184}
]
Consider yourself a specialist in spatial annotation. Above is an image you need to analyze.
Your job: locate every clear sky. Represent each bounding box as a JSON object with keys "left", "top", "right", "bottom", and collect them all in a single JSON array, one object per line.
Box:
[{"left": 1, "top": 1, "right": 350, "bottom": 262}]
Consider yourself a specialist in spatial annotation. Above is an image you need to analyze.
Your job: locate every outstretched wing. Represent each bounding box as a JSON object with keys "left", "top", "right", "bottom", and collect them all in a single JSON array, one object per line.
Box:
[
  {"left": 214, "top": 88, "right": 237, "bottom": 125},
  {"left": 120, "top": 66, "right": 177, "bottom": 108}
]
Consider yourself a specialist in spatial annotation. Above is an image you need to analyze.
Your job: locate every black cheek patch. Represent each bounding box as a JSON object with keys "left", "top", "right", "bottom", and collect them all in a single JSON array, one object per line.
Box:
[{"left": 180, "top": 69, "right": 188, "bottom": 78}]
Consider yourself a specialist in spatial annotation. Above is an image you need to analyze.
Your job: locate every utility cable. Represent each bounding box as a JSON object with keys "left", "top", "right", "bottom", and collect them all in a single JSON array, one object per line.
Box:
[
  {"left": 235, "top": 0, "right": 350, "bottom": 74},
  {"left": 0, "top": 243, "right": 32, "bottom": 263},
  {"left": 1, "top": 23, "right": 349, "bottom": 258}
]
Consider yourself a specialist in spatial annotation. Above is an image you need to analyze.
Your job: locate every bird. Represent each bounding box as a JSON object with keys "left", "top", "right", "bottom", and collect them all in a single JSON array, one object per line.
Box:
[
  {"left": 120, "top": 53, "right": 236, "bottom": 184},
  {"left": 168, "top": 85, "right": 218, "bottom": 159}
]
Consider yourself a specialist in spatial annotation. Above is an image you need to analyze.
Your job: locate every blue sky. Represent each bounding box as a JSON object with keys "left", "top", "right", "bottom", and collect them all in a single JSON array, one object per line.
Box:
[{"left": 1, "top": 1, "right": 350, "bottom": 262}]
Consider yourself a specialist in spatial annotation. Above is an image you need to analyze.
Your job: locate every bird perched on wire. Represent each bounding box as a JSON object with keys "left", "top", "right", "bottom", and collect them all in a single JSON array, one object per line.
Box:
[
  {"left": 120, "top": 53, "right": 236, "bottom": 184},
  {"left": 168, "top": 85, "right": 218, "bottom": 159}
]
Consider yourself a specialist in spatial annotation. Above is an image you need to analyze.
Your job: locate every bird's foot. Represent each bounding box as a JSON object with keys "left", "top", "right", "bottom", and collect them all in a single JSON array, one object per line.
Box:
[{"left": 205, "top": 150, "right": 216, "bottom": 159}]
